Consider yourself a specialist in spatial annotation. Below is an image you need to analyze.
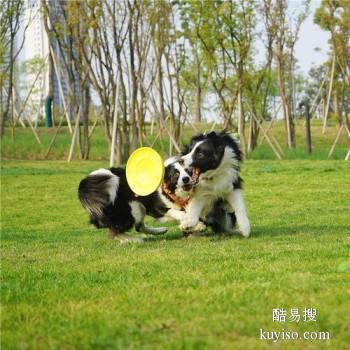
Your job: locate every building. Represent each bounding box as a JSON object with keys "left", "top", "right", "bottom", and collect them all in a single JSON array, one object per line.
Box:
[
  {"left": 23, "top": 0, "right": 78, "bottom": 118},
  {"left": 24, "top": 0, "right": 50, "bottom": 109}
]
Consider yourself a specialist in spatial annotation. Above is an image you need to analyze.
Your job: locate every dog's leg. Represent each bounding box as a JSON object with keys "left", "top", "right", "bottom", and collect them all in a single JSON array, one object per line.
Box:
[
  {"left": 227, "top": 189, "right": 250, "bottom": 237},
  {"left": 221, "top": 211, "right": 236, "bottom": 234},
  {"left": 108, "top": 228, "right": 117, "bottom": 239},
  {"left": 159, "top": 208, "right": 186, "bottom": 223},
  {"left": 179, "top": 198, "right": 205, "bottom": 231},
  {"left": 131, "top": 201, "right": 167, "bottom": 235},
  {"left": 135, "top": 223, "right": 167, "bottom": 235},
  {"left": 108, "top": 229, "right": 144, "bottom": 244}
]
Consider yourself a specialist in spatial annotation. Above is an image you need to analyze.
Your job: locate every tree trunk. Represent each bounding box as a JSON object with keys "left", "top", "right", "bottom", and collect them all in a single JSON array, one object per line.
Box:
[
  {"left": 0, "top": 30, "right": 15, "bottom": 138},
  {"left": 332, "top": 87, "right": 341, "bottom": 125},
  {"left": 237, "top": 88, "right": 246, "bottom": 156},
  {"left": 194, "top": 59, "right": 201, "bottom": 124},
  {"left": 117, "top": 56, "right": 129, "bottom": 163},
  {"left": 128, "top": 8, "right": 138, "bottom": 152},
  {"left": 80, "top": 81, "right": 90, "bottom": 160},
  {"left": 277, "top": 56, "right": 295, "bottom": 148},
  {"left": 248, "top": 109, "right": 259, "bottom": 151},
  {"left": 157, "top": 52, "right": 165, "bottom": 131}
]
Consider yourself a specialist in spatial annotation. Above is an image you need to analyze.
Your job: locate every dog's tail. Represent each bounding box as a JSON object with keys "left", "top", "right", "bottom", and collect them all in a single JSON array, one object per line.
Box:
[{"left": 78, "top": 169, "right": 119, "bottom": 227}]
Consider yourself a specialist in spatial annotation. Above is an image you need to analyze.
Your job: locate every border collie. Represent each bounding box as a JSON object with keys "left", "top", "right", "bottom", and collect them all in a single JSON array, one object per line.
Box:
[
  {"left": 78, "top": 159, "right": 196, "bottom": 243},
  {"left": 180, "top": 131, "right": 250, "bottom": 237}
]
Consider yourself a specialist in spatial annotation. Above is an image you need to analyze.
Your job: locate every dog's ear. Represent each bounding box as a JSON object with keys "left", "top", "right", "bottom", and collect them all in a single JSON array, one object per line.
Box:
[
  {"left": 207, "top": 131, "right": 217, "bottom": 138},
  {"left": 164, "top": 165, "right": 171, "bottom": 181},
  {"left": 164, "top": 156, "right": 180, "bottom": 167}
]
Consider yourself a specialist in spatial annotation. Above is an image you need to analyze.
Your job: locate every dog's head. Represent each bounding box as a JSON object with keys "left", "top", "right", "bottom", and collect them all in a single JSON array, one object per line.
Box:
[
  {"left": 163, "top": 157, "right": 195, "bottom": 197},
  {"left": 181, "top": 131, "right": 241, "bottom": 181},
  {"left": 181, "top": 132, "right": 225, "bottom": 174}
]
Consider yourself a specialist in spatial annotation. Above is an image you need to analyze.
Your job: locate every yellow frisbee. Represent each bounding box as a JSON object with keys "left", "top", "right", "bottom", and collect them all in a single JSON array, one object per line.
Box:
[{"left": 126, "top": 147, "right": 164, "bottom": 196}]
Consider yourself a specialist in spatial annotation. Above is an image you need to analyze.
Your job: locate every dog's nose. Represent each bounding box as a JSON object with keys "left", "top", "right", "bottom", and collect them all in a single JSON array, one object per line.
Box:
[{"left": 182, "top": 176, "right": 190, "bottom": 184}]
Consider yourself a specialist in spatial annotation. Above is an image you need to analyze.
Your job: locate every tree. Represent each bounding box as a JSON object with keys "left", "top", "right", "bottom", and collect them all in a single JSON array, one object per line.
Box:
[
  {"left": 315, "top": 0, "right": 350, "bottom": 127},
  {"left": 0, "top": 0, "right": 25, "bottom": 137},
  {"left": 42, "top": 0, "right": 92, "bottom": 159},
  {"left": 262, "top": 0, "right": 310, "bottom": 148}
]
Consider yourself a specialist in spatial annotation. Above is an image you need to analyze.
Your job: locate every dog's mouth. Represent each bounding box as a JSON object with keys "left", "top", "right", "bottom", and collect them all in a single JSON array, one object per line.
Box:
[
  {"left": 183, "top": 184, "right": 193, "bottom": 192},
  {"left": 191, "top": 167, "right": 201, "bottom": 184}
]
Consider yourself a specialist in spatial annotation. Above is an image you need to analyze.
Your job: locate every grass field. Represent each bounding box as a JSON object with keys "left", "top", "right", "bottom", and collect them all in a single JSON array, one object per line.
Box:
[
  {"left": 1, "top": 121, "right": 350, "bottom": 349},
  {"left": 1, "top": 156, "right": 350, "bottom": 349},
  {"left": 1, "top": 119, "right": 349, "bottom": 161}
]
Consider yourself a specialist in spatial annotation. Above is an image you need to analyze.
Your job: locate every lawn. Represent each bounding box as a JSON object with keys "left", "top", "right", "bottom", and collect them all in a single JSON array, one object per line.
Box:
[
  {"left": 1, "top": 158, "right": 349, "bottom": 350},
  {"left": 1, "top": 119, "right": 349, "bottom": 161}
]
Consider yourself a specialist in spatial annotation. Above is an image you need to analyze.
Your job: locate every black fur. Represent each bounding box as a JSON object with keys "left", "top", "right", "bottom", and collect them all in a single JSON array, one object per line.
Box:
[
  {"left": 182, "top": 131, "right": 244, "bottom": 233},
  {"left": 163, "top": 164, "right": 180, "bottom": 193},
  {"left": 205, "top": 199, "right": 237, "bottom": 233},
  {"left": 184, "top": 131, "right": 242, "bottom": 189},
  {"left": 78, "top": 167, "right": 168, "bottom": 234},
  {"left": 78, "top": 163, "right": 191, "bottom": 235}
]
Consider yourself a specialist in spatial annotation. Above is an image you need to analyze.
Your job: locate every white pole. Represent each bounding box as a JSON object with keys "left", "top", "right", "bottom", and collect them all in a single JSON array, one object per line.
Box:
[
  {"left": 67, "top": 107, "right": 81, "bottom": 162},
  {"left": 110, "top": 71, "right": 121, "bottom": 167},
  {"left": 323, "top": 55, "right": 336, "bottom": 134},
  {"left": 50, "top": 46, "right": 72, "bottom": 134}
]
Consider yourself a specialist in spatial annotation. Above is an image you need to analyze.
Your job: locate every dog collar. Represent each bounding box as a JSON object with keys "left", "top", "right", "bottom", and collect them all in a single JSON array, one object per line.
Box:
[{"left": 162, "top": 184, "right": 189, "bottom": 209}]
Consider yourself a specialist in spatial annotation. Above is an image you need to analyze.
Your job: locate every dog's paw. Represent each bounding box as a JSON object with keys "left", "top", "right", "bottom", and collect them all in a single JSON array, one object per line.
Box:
[
  {"left": 238, "top": 220, "right": 250, "bottom": 238},
  {"left": 192, "top": 221, "right": 206, "bottom": 232},
  {"left": 179, "top": 218, "right": 199, "bottom": 231},
  {"left": 187, "top": 231, "right": 205, "bottom": 238},
  {"left": 158, "top": 216, "right": 172, "bottom": 223}
]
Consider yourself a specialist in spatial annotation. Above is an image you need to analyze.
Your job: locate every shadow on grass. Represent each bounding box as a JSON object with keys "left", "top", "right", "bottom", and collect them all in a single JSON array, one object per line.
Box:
[
  {"left": 150, "top": 223, "right": 349, "bottom": 243},
  {"left": 147, "top": 229, "right": 244, "bottom": 243}
]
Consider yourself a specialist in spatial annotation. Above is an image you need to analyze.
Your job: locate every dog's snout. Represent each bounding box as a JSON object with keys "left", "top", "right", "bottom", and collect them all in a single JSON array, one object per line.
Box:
[{"left": 182, "top": 176, "right": 190, "bottom": 184}]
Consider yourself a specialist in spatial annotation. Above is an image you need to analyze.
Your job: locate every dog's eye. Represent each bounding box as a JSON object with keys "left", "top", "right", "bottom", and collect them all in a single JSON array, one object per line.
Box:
[{"left": 196, "top": 152, "right": 205, "bottom": 159}]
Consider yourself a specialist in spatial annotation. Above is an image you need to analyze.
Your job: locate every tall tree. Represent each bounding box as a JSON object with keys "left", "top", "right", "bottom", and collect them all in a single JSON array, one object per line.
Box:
[
  {"left": 263, "top": 0, "right": 310, "bottom": 148},
  {"left": 0, "top": 0, "right": 25, "bottom": 137},
  {"left": 315, "top": 0, "right": 350, "bottom": 127}
]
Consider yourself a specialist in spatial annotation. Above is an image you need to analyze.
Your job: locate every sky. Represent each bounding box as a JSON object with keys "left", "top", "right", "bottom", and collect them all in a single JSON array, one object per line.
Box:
[
  {"left": 254, "top": 1, "right": 330, "bottom": 75},
  {"left": 17, "top": 1, "right": 330, "bottom": 74},
  {"left": 290, "top": 1, "right": 330, "bottom": 74}
]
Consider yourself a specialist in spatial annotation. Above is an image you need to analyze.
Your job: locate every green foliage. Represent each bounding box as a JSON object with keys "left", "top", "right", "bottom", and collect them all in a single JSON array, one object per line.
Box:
[
  {"left": 1, "top": 159, "right": 350, "bottom": 349},
  {"left": 314, "top": 0, "right": 350, "bottom": 87}
]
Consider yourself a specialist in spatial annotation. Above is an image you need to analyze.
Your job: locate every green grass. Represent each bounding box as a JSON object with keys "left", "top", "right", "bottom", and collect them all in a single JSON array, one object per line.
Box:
[
  {"left": 1, "top": 119, "right": 349, "bottom": 161},
  {"left": 1, "top": 159, "right": 350, "bottom": 349}
]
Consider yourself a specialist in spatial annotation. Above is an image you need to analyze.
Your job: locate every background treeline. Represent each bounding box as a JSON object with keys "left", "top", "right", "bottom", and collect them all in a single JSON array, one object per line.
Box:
[{"left": 1, "top": 0, "right": 349, "bottom": 163}]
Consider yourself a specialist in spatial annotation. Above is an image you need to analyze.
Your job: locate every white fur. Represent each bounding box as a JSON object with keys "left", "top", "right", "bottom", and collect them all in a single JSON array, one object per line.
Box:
[
  {"left": 90, "top": 168, "right": 112, "bottom": 176},
  {"left": 159, "top": 208, "right": 186, "bottom": 222},
  {"left": 174, "top": 162, "right": 192, "bottom": 192},
  {"left": 158, "top": 161, "right": 193, "bottom": 223},
  {"left": 182, "top": 141, "right": 204, "bottom": 169},
  {"left": 129, "top": 200, "right": 167, "bottom": 235},
  {"left": 226, "top": 189, "right": 250, "bottom": 237},
  {"left": 89, "top": 168, "right": 119, "bottom": 204},
  {"left": 164, "top": 156, "right": 180, "bottom": 167},
  {"left": 157, "top": 187, "right": 188, "bottom": 223},
  {"left": 129, "top": 201, "right": 145, "bottom": 224},
  {"left": 180, "top": 146, "right": 250, "bottom": 237}
]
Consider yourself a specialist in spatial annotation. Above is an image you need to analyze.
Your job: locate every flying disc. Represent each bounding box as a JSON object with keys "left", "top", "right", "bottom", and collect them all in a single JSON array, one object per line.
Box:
[{"left": 126, "top": 147, "right": 164, "bottom": 196}]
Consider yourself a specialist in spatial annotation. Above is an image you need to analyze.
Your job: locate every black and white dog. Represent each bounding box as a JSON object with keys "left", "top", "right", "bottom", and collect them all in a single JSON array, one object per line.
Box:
[
  {"left": 180, "top": 131, "right": 250, "bottom": 237},
  {"left": 78, "top": 159, "right": 195, "bottom": 243}
]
